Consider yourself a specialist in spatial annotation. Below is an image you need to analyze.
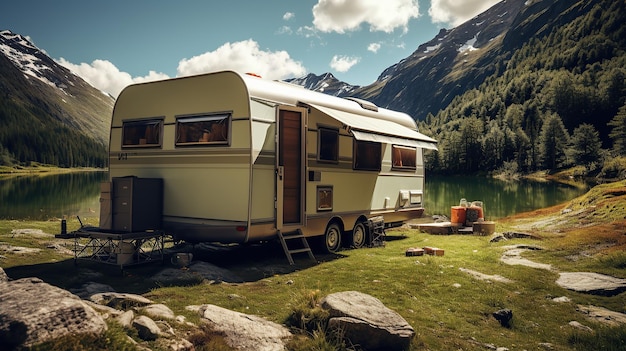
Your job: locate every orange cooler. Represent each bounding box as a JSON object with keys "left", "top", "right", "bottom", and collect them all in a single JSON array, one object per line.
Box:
[{"left": 451, "top": 206, "right": 467, "bottom": 224}]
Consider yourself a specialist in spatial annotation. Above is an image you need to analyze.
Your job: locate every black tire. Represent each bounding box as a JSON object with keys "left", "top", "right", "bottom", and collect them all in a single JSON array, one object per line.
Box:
[
  {"left": 323, "top": 223, "right": 342, "bottom": 253},
  {"left": 351, "top": 221, "right": 368, "bottom": 249}
]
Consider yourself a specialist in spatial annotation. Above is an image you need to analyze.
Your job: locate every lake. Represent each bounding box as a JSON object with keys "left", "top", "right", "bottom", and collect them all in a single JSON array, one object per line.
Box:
[
  {"left": 0, "top": 171, "right": 589, "bottom": 221},
  {"left": 0, "top": 171, "right": 108, "bottom": 220},
  {"left": 424, "top": 175, "right": 589, "bottom": 220}
]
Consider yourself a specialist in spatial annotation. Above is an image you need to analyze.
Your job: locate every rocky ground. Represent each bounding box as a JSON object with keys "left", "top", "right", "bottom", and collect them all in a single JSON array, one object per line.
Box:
[{"left": 1, "top": 180, "right": 626, "bottom": 350}]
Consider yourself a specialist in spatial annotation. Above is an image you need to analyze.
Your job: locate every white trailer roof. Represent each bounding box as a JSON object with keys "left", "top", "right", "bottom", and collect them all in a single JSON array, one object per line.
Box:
[{"left": 241, "top": 72, "right": 438, "bottom": 150}]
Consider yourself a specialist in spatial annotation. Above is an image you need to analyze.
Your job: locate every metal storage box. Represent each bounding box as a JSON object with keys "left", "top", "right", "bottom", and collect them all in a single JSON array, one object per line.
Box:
[{"left": 112, "top": 177, "right": 163, "bottom": 232}]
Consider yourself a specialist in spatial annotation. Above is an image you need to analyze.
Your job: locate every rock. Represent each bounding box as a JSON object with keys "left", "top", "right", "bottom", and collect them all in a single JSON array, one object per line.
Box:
[
  {"left": 142, "top": 303, "right": 176, "bottom": 320},
  {"left": 45, "top": 242, "right": 73, "bottom": 255},
  {"left": 502, "top": 231, "right": 540, "bottom": 240},
  {"left": 500, "top": 245, "right": 552, "bottom": 270},
  {"left": 492, "top": 309, "right": 513, "bottom": 328},
  {"left": 0, "top": 267, "right": 8, "bottom": 282},
  {"left": 70, "top": 281, "right": 116, "bottom": 299},
  {"left": 155, "top": 320, "right": 176, "bottom": 336},
  {"left": 133, "top": 315, "right": 161, "bottom": 341},
  {"left": 198, "top": 304, "right": 292, "bottom": 351},
  {"left": 164, "top": 338, "right": 194, "bottom": 351},
  {"left": 489, "top": 233, "right": 506, "bottom": 242},
  {"left": 83, "top": 300, "right": 123, "bottom": 319},
  {"left": 90, "top": 292, "right": 153, "bottom": 309},
  {"left": 459, "top": 267, "right": 512, "bottom": 283},
  {"left": 551, "top": 296, "right": 571, "bottom": 303},
  {"left": 321, "top": 291, "right": 415, "bottom": 350},
  {"left": 0, "top": 243, "right": 41, "bottom": 254},
  {"left": 117, "top": 310, "right": 135, "bottom": 328},
  {"left": 10, "top": 229, "right": 49, "bottom": 237},
  {"left": 0, "top": 277, "right": 107, "bottom": 349},
  {"left": 556, "top": 272, "right": 626, "bottom": 296},
  {"left": 576, "top": 305, "right": 626, "bottom": 326},
  {"left": 568, "top": 321, "right": 593, "bottom": 333}
]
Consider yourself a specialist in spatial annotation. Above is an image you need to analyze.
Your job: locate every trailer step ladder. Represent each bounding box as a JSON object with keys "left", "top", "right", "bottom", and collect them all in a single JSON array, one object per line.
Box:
[{"left": 278, "top": 229, "right": 316, "bottom": 265}]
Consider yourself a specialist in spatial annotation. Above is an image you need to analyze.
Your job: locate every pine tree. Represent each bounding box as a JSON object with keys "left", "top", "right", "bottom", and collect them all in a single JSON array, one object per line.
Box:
[
  {"left": 608, "top": 103, "right": 626, "bottom": 155},
  {"left": 539, "top": 113, "right": 570, "bottom": 170},
  {"left": 570, "top": 123, "right": 602, "bottom": 165}
]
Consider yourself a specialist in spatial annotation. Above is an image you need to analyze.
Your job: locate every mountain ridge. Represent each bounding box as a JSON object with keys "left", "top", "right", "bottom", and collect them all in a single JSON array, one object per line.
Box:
[
  {"left": 2, "top": 0, "right": 625, "bottom": 173},
  {"left": 0, "top": 30, "right": 113, "bottom": 167}
]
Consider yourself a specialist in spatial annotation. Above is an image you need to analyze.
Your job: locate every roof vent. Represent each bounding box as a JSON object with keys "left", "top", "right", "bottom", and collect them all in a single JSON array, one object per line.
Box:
[{"left": 344, "top": 97, "right": 378, "bottom": 112}]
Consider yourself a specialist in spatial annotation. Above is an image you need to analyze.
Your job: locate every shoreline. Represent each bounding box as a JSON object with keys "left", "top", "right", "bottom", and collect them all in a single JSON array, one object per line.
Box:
[{"left": 0, "top": 165, "right": 107, "bottom": 178}]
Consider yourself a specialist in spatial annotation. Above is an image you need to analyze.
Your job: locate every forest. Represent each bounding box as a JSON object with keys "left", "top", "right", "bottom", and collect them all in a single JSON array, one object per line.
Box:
[
  {"left": 0, "top": 98, "right": 107, "bottom": 168},
  {"left": 418, "top": 0, "right": 626, "bottom": 179}
]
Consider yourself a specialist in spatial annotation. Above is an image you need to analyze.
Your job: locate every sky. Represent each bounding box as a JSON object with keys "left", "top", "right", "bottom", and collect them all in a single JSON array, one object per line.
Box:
[{"left": 3, "top": 0, "right": 501, "bottom": 98}]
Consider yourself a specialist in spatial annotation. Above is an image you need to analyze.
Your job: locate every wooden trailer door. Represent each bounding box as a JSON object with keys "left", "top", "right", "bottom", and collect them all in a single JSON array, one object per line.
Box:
[{"left": 277, "top": 107, "right": 306, "bottom": 229}]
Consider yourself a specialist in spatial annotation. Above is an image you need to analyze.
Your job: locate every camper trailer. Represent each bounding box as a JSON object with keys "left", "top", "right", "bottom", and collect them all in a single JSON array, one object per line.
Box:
[{"left": 105, "top": 70, "right": 437, "bottom": 253}]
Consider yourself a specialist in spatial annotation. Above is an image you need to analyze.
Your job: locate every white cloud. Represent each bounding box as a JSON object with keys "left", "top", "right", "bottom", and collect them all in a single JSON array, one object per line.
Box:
[
  {"left": 312, "top": 0, "right": 419, "bottom": 33},
  {"left": 296, "top": 25, "right": 321, "bottom": 40},
  {"left": 58, "top": 40, "right": 307, "bottom": 98},
  {"left": 57, "top": 58, "right": 169, "bottom": 97},
  {"left": 329, "top": 55, "right": 360, "bottom": 73},
  {"left": 367, "top": 42, "right": 381, "bottom": 53},
  {"left": 283, "top": 12, "right": 295, "bottom": 21},
  {"left": 277, "top": 25, "right": 293, "bottom": 35},
  {"left": 429, "top": 0, "right": 501, "bottom": 26},
  {"left": 176, "top": 39, "right": 306, "bottom": 80}
]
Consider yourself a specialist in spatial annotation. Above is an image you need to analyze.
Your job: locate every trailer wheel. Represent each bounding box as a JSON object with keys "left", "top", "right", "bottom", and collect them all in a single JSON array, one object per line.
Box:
[
  {"left": 351, "top": 221, "right": 368, "bottom": 249},
  {"left": 323, "top": 223, "right": 342, "bottom": 253}
]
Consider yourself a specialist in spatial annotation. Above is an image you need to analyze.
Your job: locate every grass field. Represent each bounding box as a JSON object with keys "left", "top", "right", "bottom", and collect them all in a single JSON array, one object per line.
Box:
[{"left": 1, "top": 180, "right": 625, "bottom": 350}]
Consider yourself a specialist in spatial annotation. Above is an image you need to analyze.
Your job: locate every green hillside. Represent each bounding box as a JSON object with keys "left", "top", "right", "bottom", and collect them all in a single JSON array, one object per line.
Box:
[
  {"left": 418, "top": 0, "right": 626, "bottom": 176},
  {"left": 0, "top": 34, "right": 113, "bottom": 169}
]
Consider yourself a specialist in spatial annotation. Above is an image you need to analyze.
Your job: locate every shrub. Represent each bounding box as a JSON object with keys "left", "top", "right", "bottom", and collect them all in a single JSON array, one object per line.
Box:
[{"left": 598, "top": 156, "right": 626, "bottom": 180}]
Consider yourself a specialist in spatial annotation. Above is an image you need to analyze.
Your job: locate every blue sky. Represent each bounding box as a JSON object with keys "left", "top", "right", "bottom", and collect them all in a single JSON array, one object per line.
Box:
[{"left": 3, "top": 0, "right": 501, "bottom": 97}]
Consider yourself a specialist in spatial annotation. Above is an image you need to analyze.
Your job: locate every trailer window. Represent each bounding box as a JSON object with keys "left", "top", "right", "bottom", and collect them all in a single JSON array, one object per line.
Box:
[
  {"left": 318, "top": 127, "right": 339, "bottom": 163},
  {"left": 353, "top": 140, "right": 381, "bottom": 171},
  {"left": 122, "top": 119, "right": 162, "bottom": 148},
  {"left": 176, "top": 114, "right": 230, "bottom": 146},
  {"left": 392, "top": 145, "right": 417, "bottom": 170}
]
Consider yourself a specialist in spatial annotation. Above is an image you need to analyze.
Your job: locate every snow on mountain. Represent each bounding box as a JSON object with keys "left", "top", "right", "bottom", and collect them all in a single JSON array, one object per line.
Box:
[
  {"left": 0, "top": 29, "right": 114, "bottom": 146},
  {"left": 286, "top": 72, "right": 359, "bottom": 97},
  {"left": 0, "top": 30, "right": 69, "bottom": 90}
]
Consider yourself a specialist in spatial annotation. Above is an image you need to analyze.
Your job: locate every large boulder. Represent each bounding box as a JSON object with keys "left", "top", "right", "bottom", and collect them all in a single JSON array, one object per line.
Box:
[
  {"left": 556, "top": 272, "right": 626, "bottom": 296},
  {"left": 197, "top": 304, "right": 292, "bottom": 351},
  {"left": 0, "top": 277, "right": 107, "bottom": 349},
  {"left": 132, "top": 315, "right": 161, "bottom": 341},
  {"left": 321, "top": 291, "right": 414, "bottom": 351}
]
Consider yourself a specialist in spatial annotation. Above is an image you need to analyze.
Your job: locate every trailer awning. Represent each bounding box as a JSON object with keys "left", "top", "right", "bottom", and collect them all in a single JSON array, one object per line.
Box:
[
  {"left": 306, "top": 103, "right": 438, "bottom": 150},
  {"left": 351, "top": 130, "right": 438, "bottom": 150}
]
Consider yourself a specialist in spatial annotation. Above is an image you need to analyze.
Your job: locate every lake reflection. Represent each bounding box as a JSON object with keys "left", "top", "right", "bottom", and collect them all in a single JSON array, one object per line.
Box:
[
  {"left": 424, "top": 175, "right": 589, "bottom": 220},
  {"left": 0, "top": 171, "right": 108, "bottom": 220},
  {"left": 0, "top": 172, "right": 588, "bottom": 221}
]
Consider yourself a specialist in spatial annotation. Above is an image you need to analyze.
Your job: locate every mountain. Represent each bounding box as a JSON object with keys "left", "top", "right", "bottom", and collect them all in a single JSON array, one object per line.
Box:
[
  {"left": 360, "top": 0, "right": 527, "bottom": 120},
  {"left": 0, "top": 30, "right": 113, "bottom": 167},
  {"left": 403, "top": 0, "right": 626, "bottom": 174},
  {"left": 298, "top": 0, "right": 527, "bottom": 120},
  {"left": 289, "top": 0, "right": 626, "bottom": 175},
  {"left": 285, "top": 72, "right": 359, "bottom": 97}
]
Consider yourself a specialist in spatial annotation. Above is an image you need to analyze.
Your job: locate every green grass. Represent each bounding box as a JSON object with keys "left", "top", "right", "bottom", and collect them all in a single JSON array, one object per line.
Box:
[{"left": 2, "top": 182, "right": 626, "bottom": 350}]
